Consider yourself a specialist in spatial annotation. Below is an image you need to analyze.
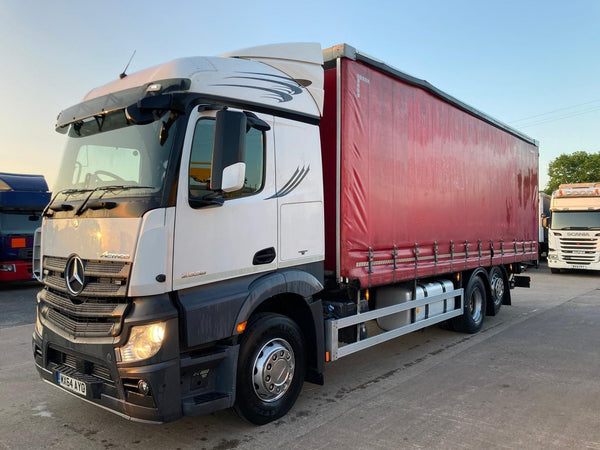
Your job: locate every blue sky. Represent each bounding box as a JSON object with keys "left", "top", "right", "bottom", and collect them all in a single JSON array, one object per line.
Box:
[{"left": 1, "top": 0, "right": 599, "bottom": 190}]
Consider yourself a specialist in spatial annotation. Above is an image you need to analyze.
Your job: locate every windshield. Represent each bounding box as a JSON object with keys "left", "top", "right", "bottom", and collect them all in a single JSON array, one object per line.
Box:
[
  {"left": 54, "top": 109, "right": 175, "bottom": 201},
  {"left": 0, "top": 212, "right": 41, "bottom": 235},
  {"left": 551, "top": 211, "right": 600, "bottom": 230}
]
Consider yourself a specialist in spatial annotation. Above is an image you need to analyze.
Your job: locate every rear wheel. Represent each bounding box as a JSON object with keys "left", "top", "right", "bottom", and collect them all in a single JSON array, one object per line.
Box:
[
  {"left": 452, "top": 275, "right": 487, "bottom": 333},
  {"left": 234, "top": 313, "right": 306, "bottom": 425},
  {"left": 488, "top": 266, "right": 506, "bottom": 316}
]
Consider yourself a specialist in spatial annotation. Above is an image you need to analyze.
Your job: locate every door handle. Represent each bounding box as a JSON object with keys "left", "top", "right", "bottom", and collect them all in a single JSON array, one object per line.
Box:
[{"left": 253, "top": 247, "right": 276, "bottom": 265}]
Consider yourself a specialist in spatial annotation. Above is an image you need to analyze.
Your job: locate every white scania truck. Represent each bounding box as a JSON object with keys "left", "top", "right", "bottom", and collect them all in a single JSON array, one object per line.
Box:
[
  {"left": 33, "top": 43, "right": 538, "bottom": 424},
  {"left": 546, "top": 183, "right": 600, "bottom": 273}
]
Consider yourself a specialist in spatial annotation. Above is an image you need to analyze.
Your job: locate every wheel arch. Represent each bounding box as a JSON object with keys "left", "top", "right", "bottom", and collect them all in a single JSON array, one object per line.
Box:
[
  {"left": 465, "top": 267, "right": 490, "bottom": 293},
  {"left": 234, "top": 270, "right": 325, "bottom": 385}
]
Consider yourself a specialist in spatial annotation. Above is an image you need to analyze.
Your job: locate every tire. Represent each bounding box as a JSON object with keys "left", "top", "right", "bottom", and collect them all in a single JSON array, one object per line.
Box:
[
  {"left": 234, "top": 313, "right": 306, "bottom": 425},
  {"left": 487, "top": 266, "right": 506, "bottom": 316},
  {"left": 452, "top": 275, "right": 487, "bottom": 333}
]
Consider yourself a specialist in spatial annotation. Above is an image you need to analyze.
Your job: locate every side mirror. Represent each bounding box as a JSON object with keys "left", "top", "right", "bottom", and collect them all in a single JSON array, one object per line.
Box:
[
  {"left": 221, "top": 162, "right": 246, "bottom": 193},
  {"left": 211, "top": 110, "right": 246, "bottom": 191},
  {"left": 542, "top": 217, "right": 549, "bottom": 228}
]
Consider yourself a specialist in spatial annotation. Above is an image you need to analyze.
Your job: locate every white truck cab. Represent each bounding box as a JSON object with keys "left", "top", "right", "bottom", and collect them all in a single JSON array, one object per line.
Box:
[
  {"left": 546, "top": 183, "right": 600, "bottom": 273},
  {"left": 33, "top": 43, "right": 326, "bottom": 424}
]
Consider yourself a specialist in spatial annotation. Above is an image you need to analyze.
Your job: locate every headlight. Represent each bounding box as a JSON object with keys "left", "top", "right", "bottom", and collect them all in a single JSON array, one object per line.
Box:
[
  {"left": 118, "top": 322, "right": 166, "bottom": 363},
  {"left": 0, "top": 263, "right": 16, "bottom": 272}
]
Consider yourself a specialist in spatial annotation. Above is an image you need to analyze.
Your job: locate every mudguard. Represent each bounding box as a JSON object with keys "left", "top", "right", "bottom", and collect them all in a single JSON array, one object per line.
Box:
[{"left": 234, "top": 269, "right": 324, "bottom": 329}]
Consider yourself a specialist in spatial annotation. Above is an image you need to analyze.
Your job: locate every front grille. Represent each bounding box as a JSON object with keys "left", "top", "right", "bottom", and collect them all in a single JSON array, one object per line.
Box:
[
  {"left": 559, "top": 237, "right": 599, "bottom": 265},
  {"left": 44, "top": 256, "right": 130, "bottom": 278},
  {"left": 44, "top": 274, "right": 127, "bottom": 297},
  {"left": 40, "top": 256, "right": 131, "bottom": 339},
  {"left": 43, "top": 254, "right": 129, "bottom": 298},
  {"left": 42, "top": 290, "right": 127, "bottom": 317},
  {"left": 45, "top": 308, "right": 122, "bottom": 337}
]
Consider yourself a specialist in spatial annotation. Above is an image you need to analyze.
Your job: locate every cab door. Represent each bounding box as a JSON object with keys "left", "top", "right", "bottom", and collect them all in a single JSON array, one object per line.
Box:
[{"left": 172, "top": 108, "right": 277, "bottom": 290}]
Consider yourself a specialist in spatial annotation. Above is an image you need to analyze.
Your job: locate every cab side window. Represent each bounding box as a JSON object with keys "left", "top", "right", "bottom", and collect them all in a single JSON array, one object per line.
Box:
[
  {"left": 188, "top": 118, "right": 265, "bottom": 200},
  {"left": 231, "top": 127, "right": 264, "bottom": 197},
  {"left": 189, "top": 119, "right": 214, "bottom": 198}
]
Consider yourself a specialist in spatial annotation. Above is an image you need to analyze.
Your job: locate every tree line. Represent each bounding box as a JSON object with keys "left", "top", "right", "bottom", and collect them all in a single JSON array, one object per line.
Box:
[{"left": 544, "top": 151, "right": 600, "bottom": 194}]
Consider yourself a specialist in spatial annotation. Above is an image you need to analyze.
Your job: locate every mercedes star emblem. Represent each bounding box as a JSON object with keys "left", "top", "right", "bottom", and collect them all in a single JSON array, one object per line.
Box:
[{"left": 65, "top": 256, "right": 85, "bottom": 296}]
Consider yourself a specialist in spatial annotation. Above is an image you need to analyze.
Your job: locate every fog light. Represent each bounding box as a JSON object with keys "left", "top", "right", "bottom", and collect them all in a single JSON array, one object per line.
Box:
[{"left": 138, "top": 380, "right": 151, "bottom": 395}]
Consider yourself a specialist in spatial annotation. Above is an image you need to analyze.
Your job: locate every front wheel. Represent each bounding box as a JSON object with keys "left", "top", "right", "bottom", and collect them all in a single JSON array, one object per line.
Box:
[
  {"left": 234, "top": 313, "right": 306, "bottom": 425},
  {"left": 452, "top": 275, "right": 487, "bottom": 333}
]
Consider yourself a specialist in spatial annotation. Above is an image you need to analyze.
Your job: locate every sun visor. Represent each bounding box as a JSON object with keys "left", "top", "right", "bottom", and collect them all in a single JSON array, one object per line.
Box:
[{"left": 55, "top": 78, "right": 191, "bottom": 131}]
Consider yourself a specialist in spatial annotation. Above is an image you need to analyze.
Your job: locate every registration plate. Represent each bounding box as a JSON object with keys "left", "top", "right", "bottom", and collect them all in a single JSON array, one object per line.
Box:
[{"left": 57, "top": 373, "right": 87, "bottom": 396}]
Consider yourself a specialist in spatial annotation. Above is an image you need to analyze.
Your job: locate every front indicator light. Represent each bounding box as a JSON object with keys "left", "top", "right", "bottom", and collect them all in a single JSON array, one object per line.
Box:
[
  {"left": 236, "top": 321, "right": 247, "bottom": 333},
  {"left": 118, "top": 322, "right": 166, "bottom": 363}
]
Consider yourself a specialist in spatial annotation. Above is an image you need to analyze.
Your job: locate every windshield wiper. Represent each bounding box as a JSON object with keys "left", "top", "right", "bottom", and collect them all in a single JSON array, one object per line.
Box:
[
  {"left": 43, "top": 188, "right": 93, "bottom": 216},
  {"left": 559, "top": 226, "right": 591, "bottom": 230},
  {"left": 75, "top": 185, "right": 155, "bottom": 215},
  {"left": 49, "top": 203, "right": 75, "bottom": 212}
]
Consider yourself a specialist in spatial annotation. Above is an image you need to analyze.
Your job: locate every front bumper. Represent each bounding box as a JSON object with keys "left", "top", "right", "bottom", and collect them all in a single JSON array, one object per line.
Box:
[
  {"left": 0, "top": 260, "right": 33, "bottom": 281},
  {"left": 33, "top": 322, "right": 239, "bottom": 423},
  {"left": 32, "top": 323, "right": 182, "bottom": 422},
  {"left": 547, "top": 252, "right": 600, "bottom": 271}
]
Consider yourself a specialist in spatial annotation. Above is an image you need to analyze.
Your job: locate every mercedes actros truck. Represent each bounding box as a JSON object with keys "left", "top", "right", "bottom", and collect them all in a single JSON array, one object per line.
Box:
[{"left": 33, "top": 43, "right": 538, "bottom": 424}]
